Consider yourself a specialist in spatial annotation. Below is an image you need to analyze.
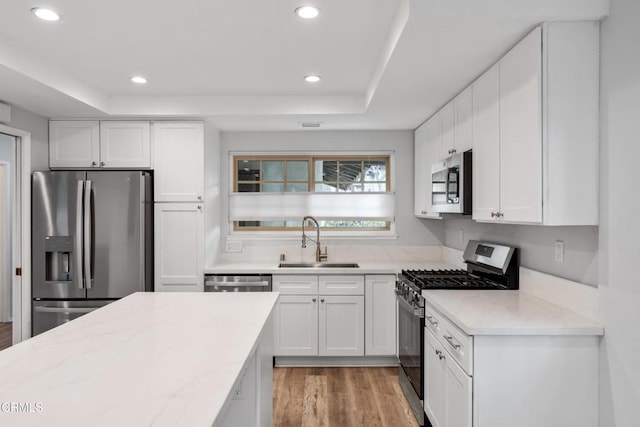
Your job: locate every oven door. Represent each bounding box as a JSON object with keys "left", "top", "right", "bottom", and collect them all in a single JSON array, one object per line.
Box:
[{"left": 397, "top": 293, "right": 424, "bottom": 399}]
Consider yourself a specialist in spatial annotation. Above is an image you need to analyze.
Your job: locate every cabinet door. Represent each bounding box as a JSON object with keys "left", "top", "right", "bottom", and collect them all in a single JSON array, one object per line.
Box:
[
  {"left": 414, "top": 121, "right": 429, "bottom": 216},
  {"left": 273, "top": 275, "right": 318, "bottom": 295},
  {"left": 445, "top": 356, "right": 473, "bottom": 427},
  {"left": 99, "top": 121, "right": 151, "bottom": 168},
  {"left": 319, "top": 275, "right": 364, "bottom": 295},
  {"left": 454, "top": 86, "right": 473, "bottom": 153},
  {"left": 365, "top": 275, "right": 396, "bottom": 356},
  {"left": 499, "top": 27, "right": 543, "bottom": 223},
  {"left": 472, "top": 63, "right": 501, "bottom": 222},
  {"left": 415, "top": 115, "right": 442, "bottom": 219},
  {"left": 154, "top": 122, "right": 204, "bottom": 202},
  {"left": 49, "top": 121, "right": 100, "bottom": 168},
  {"left": 440, "top": 102, "right": 455, "bottom": 159},
  {"left": 154, "top": 203, "right": 204, "bottom": 291},
  {"left": 274, "top": 295, "right": 318, "bottom": 356},
  {"left": 425, "top": 329, "right": 446, "bottom": 427},
  {"left": 319, "top": 295, "right": 364, "bottom": 356}
]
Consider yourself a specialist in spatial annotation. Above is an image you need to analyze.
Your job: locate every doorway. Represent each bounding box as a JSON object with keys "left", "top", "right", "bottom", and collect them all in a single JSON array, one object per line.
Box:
[
  {"left": 0, "top": 133, "right": 15, "bottom": 350},
  {"left": 0, "top": 124, "right": 31, "bottom": 349}
]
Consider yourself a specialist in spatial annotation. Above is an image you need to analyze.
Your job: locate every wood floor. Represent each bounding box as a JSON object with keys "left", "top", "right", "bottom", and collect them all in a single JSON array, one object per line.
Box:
[
  {"left": 273, "top": 367, "right": 419, "bottom": 427},
  {"left": 0, "top": 322, "right": 11, "bottom": 351}
]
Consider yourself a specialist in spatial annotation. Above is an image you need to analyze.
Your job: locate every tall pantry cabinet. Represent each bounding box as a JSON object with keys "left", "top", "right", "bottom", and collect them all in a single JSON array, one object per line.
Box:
[{"left": 153, "top": 122, "right": 205, "bottom": 292}]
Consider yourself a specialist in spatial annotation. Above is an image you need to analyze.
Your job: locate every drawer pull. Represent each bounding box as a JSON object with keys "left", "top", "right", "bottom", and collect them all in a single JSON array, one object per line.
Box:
[
  {"left": 426, "top": 316, "right": 438, "bottom": 327},
  {"left": 444, "top": 335, "right": 461, "bottom": 350},
  {"left": 435, "top": 349, "right": 445, "bottom": 360}
]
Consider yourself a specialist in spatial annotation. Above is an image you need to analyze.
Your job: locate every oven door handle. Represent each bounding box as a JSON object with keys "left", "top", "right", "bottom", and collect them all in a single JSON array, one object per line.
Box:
[{"left": 395, "top": 291, "right": 425, "bottom": 318}]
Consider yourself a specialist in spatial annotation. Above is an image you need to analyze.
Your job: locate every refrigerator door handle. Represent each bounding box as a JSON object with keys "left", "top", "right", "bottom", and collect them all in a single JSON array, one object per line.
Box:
[
  {"left": 75, "top": 180, "right": 85, "bottom": 289},
  {"left": 34, "top": 306, "right": 100, "bottom": 314},
  {"left": 84, "top": 180, "right": 93, "bottom": 289}
]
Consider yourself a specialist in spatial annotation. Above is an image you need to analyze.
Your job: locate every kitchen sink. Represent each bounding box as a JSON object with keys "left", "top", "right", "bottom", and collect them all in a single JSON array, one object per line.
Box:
[{"left": 278, "top": 262, "right": 360, "bottom": 268}]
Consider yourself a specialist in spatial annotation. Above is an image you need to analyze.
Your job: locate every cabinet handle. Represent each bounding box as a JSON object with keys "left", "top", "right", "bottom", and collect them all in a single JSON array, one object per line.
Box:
[
  {"left": 197, "top": 195, "right": 202, "bottom": 200},
  {"left": 100, "top": 161, "right": 106, "bottom": 167},
  {"left": 320, "top": 298, "right": 325, "bottom": 303},
  {"left": 312, "top": 298, "right": 317, "bottom": 302},
  {"left": 444, "top": 335, "right": 461, "bottom": 350},
  {"left": 197, "top": 205, "right": 202, "bottom": 210},
  {"left": 451, "top": 149, "right": 457, "bottom": 154},
  {"left": 426, "top": 316, "right": 438, "bottom": 327},
  {"left": 435, "top": 349, "right": 445, "bottom": 360},
  {"left": 91, "top": 161, "right": 97, "bottom": 166},
  {"left": 491, "top": 211, "right": 496, "bottom": 218},
  {"left": 421, "top": 210, "right": 428, "bottom": 215}
]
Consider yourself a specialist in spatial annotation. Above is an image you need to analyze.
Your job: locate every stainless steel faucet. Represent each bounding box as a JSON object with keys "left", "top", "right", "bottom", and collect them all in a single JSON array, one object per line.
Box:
[{"left": 302, "top": 216, "right": 328, "bottom": 262}]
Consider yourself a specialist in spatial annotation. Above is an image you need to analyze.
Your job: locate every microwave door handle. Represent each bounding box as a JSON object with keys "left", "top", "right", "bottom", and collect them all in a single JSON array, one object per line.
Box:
[
  {"left": 75, "top": 181, "right": 84, "bottom": 289},
  {"left": 83, "top": 180, "right": 93, "bottom": 289}
]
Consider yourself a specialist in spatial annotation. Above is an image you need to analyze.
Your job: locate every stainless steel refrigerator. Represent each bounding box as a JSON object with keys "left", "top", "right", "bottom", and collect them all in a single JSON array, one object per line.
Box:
[{"left": 31, "top": 171, "right": 153, "bottom": 335}]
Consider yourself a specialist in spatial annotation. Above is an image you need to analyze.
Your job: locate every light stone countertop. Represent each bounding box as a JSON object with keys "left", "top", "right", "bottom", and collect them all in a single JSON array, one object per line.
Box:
[
  {"left": 0, "top": 292, "right": 279, "bottom": 426},
  {"left": 205, "top": 260, "right": 454, "bottom": 275},
  {"left": 423, "top": 289, "right": 604, "bottom": 336}
]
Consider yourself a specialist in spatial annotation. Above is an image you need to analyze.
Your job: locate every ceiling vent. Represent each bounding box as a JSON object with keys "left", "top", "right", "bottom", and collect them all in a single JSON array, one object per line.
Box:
[{"left": 300, "top": 122, "right": 322, "bottom": 128}]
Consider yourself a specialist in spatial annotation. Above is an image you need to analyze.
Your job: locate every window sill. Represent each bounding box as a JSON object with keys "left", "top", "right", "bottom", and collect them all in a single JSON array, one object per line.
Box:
[{"left": 226, "top": 231, "right": 399, "bottom": 241}]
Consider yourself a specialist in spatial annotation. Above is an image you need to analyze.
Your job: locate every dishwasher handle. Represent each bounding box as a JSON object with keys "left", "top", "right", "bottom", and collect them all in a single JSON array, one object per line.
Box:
[{"left": 205, "top": 280, "right": 271, "bottom": 288}]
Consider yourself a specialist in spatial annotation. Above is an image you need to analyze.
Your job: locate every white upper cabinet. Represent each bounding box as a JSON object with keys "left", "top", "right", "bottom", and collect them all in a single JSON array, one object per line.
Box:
[
  {"left": 49, "top": 121, "right": 151, "bottom": 169},
  {"left": 472, "top": 22, "right": 599, "bottom": 225},
  {"left": 440, "top": 86, "right": 473, "bottom": 159},
  {"left": 153, "top": 121, "right": 204, "bottom": 202},
  {"left": 499, "top": 26, "right": 543, "bottom": 223},
  {"left": 49, "top": 121, "right": 100, "bottom": 168},
  {"left": 453, "top": 86, "right": 473, "bottom": 155},
  {"left": 472, "top": 63, "right": 501, "bottom": 222},
  {"left": 440, "top": 102, "right": 455, "bottom": 159},
  {"left": 414, "top": 112, "right": 443, "bottom": 219},
  {"left": 99, "top": 121, "right": 151, "bottom": 168}
]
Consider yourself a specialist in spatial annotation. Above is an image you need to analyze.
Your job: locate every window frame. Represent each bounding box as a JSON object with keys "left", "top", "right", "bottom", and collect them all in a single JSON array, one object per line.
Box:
[{"left": 231, "top": 154, "right": 393, "bottom": 233}]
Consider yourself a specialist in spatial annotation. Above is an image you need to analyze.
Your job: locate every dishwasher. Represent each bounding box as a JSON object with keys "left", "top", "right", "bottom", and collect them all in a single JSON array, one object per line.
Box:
[{"left": 204, "top": 274, "right": 272, "bottom": 292}]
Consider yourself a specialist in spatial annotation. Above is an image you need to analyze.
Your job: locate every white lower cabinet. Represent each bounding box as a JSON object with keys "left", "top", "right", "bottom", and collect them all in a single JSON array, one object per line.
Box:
[
  {"left": 274, "top": 295, "right": 319, "bottom": 356},
  {"left": 273, "top": 275, "right": 366, "bottom": 357},
  {"left": 424, "top": 301, "right": 599, "bottom": 427},
  {"left": 154, "top": 203, "right": 204, "bottom": 292},
  {"left": 365, "top": 275, "right": 397, "bottom": 356},
  {"left": 319, "top": 295, "right": 364, "bottom": 356}
]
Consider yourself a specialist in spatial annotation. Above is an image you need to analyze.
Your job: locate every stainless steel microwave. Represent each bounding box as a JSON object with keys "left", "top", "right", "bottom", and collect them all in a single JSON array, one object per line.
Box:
[{"left": 431, "top": 150, "right": 472, "bottom": 214}]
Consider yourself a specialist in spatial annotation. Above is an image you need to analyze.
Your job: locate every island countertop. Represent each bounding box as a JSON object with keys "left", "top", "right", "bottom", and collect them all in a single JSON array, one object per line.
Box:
[{"left": 0, "top": 292, "right": 279, "bottom": 426}]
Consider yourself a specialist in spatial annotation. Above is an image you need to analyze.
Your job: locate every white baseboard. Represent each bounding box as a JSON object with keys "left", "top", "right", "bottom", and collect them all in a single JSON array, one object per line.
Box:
[{"left": 274, "top": 355, "right": 399, "bottom": 367}]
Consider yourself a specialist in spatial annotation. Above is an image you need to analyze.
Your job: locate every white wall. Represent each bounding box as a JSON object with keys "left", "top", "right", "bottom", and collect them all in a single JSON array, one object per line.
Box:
[
  {"left": 443, "top": 219, "right": 599, "bottom": 286},
  {"left": 213, "top": 130, "right": 445, "bottom": 263},
  {"left": 0, "top": 104, "right": 48, "bottom": 171},
  {"left": 599, "top": 0, "right": 640, "bottom": 424},
  {"left": 204, "top": 119, "right": 222, "bottom": 266}
]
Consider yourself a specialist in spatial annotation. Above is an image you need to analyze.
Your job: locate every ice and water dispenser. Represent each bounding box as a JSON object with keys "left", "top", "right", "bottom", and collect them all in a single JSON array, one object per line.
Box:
[{"left": 44, "top": 236, "right": 73, "bottom": 282}]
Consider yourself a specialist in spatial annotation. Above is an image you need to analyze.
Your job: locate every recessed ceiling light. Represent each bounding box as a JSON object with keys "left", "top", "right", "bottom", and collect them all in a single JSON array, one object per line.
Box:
[
  {"left": 31, "top": 7, "right": 60, "bottom": 21},
  {"left": 295, "top": 6, "right": 319, "bottom": 19},
  {"left": 304, "top": 75, "right": 321, "bottom": 83},
  {"left": 131, "top": 76, "right": 147, "bottom": 84}
]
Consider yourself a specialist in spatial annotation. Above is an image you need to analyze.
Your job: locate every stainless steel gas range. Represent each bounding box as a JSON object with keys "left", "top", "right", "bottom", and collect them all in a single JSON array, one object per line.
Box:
[{"left": 396, "top": 240, "right": 519, "bottom": 427}]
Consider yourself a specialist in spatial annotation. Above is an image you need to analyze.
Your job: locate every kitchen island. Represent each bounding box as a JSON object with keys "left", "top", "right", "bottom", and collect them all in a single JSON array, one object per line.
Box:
[{"left": 0, "top": 292, "right": 278, "bottom": 426}]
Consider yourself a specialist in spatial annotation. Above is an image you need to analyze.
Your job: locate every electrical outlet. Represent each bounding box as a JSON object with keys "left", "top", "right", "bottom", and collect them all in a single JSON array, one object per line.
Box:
[
  {"left": 554, "top": 241, "right": 564, "bottom": 263},
  {"left": 225, "top": 239, "right": 242, "bottom": 253},
  {"left": 232, "top": 375, "right": 244, "bottom": 400}
]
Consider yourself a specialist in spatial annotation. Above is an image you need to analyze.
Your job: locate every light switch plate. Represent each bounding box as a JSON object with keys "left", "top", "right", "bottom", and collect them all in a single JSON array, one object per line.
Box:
[
  {"left": 225, "top": 239, "right": 242, "bottom": 253},
  {"left": 554, "top": 241, "right": 564, "bottom": 263}
]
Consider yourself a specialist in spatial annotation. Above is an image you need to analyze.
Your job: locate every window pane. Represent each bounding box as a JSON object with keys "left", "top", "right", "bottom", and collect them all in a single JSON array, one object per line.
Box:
[
  {"left": 316, "top": 160, "right": 337, "bottom": 182},
  {"left": 315, "top": 183, "right": 337, "bottom": 192},
  {"left": 363, "top": 160, "right": 386, "bottom": 182},
  {"left": 364, "top": 183, "right": 386, "bottom": 192},
  {"left": 287, "top": 161, "right": 309, "bottom": 181},
  {"left": 262, "top": 220, "right": 286, "bottom": 227},
  {"left": 286, "top": 183, "right": 308, "bottom": 192},
  {"left": 263, "top": 183, "right": 284, "bottom": 192},
  {"left": 339, "top": 160, "right": 363, "bottom": 188},
  {"left": 263, "top": 160, "right": 284, "bottom": 181},
  {"left": 238, "top": 183, "right": 260, "bottom": 192},
  {"left": 237, "top": 160, "right": 260, "bottom": 181}
]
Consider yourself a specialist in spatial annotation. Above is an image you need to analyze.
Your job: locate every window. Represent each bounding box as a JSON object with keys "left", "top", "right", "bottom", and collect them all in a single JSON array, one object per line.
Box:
[{"left": 230, "top": 155, "right": 393, "bottom": 232}]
